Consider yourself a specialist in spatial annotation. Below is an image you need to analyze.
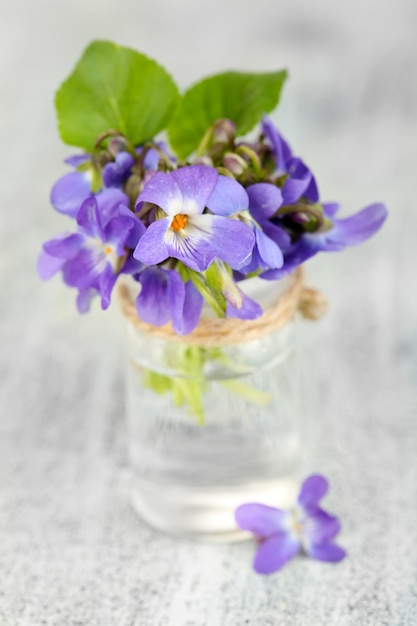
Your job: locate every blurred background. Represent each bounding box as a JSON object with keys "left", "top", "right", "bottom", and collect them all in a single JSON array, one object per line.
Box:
[{"left": 1, "top": 0, "right": 416, "bottom": 624}]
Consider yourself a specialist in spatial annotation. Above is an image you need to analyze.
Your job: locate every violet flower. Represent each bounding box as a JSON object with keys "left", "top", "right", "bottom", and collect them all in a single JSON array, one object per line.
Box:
[
  {"left": 135, "top": 266, "right": 203, "bottom": 334},
  {"left": 262, "top": 116, "right": 319, "bottom": 204},
  {"left": 262, "top": 201, "right": 388, "bottom": 280},
  {"left": 133, "top": 165, "right": 255, "bottom": 272},
  {"left": 235, "top": 474, "right": 346, "bottom": 575},
  {"left": 38, "top": 190, "right": 144, "bottom": 312}
]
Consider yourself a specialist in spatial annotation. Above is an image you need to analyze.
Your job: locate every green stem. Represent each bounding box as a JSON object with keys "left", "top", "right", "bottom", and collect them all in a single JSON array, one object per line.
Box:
[
  {"left": 220, "top": 380, "right": 271, "bottom": 406},
  {"left": 196, "top": 125, "right": 214, "bottom": 158},
  {"left": 236, "top": 144, "right": 263, "bottom": 177}
]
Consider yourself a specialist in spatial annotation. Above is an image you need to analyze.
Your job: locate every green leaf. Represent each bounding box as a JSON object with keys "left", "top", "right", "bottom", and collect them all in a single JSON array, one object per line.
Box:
[
  {"left": 168, "top": 69, "right": 287, "bottom": 159},
  {"left": 55, "top": 40, "right": 179, "bottom": 150}
]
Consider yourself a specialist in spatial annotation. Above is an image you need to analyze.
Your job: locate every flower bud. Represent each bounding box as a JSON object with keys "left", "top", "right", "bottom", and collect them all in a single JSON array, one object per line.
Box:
[
  {"left": 213, "top": 119, "right": 236, "bottom": 144},
  {"left": 98, "top": 150, "right": 113, "bottom": 167},
  {"left": 125, "top": 173, "right": 141, "bottom": 202},
  {"left": 193, "top": 155, "right": 214, "bottom": 167},
  {"left": 222, "top": 278, "right": 244, "bottom": 309},
  {"left": 108, "top": 136, "right": 129, "bottom": 156},
  {"left": 223, "top": 152, "right": 247, "bottom": 176},
  {"left": 207, "top": 260, "right": 243, "bottom": 310}
]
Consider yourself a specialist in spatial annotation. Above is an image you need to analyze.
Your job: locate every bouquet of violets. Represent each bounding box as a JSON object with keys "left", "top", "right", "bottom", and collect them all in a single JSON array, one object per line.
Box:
[
  {"left": 37, "top": 41, "right": 389, "bottom": 550},
  {"left": 39, "top": 41, "right": 387, "bottom": 336}
]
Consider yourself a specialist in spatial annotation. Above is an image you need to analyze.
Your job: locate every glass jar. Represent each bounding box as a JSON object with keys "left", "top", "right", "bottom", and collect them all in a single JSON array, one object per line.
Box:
[{"left": 122, "top": 273, "right": 301, "bottom": 541}]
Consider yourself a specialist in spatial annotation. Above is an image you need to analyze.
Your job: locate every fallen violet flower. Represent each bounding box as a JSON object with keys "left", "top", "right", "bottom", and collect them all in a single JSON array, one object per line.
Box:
[{"left": 235, "top": 474, "right": 346, "bottom": 575}]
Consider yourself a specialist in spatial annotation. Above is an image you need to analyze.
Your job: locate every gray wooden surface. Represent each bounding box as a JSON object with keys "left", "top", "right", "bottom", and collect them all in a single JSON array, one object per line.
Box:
[{"left": 1, "top": 0, "right": 416, "bottom": 624}]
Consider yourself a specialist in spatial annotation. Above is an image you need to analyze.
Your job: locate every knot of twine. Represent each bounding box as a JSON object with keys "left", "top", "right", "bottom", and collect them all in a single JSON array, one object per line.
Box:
[{"left": 117, "top": 267, "right": 327, "bottom": 347}]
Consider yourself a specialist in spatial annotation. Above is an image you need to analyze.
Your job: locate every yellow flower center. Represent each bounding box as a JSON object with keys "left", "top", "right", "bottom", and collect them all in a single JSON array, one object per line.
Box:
[{"left": 171, "top": 214, "right": 188, "bottom": 232}]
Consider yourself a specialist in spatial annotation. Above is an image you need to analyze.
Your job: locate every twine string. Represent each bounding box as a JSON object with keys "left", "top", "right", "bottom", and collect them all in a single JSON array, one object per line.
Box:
[{"left": 117, "top": 267, "right": 326, "bottom": 347}]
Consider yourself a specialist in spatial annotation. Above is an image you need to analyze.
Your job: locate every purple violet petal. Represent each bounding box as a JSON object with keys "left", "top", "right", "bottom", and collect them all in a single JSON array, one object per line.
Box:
[
  {"left": 133, "top": 218, "right": 170, "bottom": 266},
  {"left": 190, "top": 214, "right": 255, "bottom": 270},
  {"left": 298, "top": 474, "right": 328, "bottom": 508},
  {"left": 170, "top": 277, "right": 203, "bottom": 335},
  {"left": 182, "top": 281, "right": 204, "bottom": 332},
  {"left": 206, "top": 175, "right": 249, "bottom": 216},
  {"left": 304, "top": 175, "right": 319, "bottom": 204},
  {"left": 254, "top": 533, "right": 300, "bottom": 575},
  {"left": 136, "top": 142, "right": 173, "bottom": 171},
  {"left": 254, "top": 228, "right": 284, "bottom": 269},
  {"left": 282, "top": 175, "right": 312, "bottom": 205},
  {"left": 76, "top": 288, "right": 96, "bottom": 313},
  {"left": 99, "top": 264, "right": 117, "bottom": 310},
  {"left": 62, "top": 248, "right": 104, "bottom": 289},
  {"left": 64, "top": 154, "right": 90, "bottom": 167},
  {"left": 135, "top": 171, "right": 183, "bottom": 216},
  {"left": 77, "top": 197, "right": 105, "bottom": 240},
  {"left": 111, "top": 205, "right": 145, "bottom": 248},
  {"left": 166, "top": 270, "right": 186, "bottom": 331},
  {"left": 261, "top": 220, "right": 292, "bottom": 251},
  {"left": 260, "top": 267, "right": 294, "bottom": 281},
  {"left": 142, "top": 147, "right": 160, "bottom": 170},
  {"left": 104, "top": 217, "right": 136, "bottom": 256},
  {"left": 135, "top": 268, "right": 171, "bottom": 326},
  {"left": 102, "top": 163, "right": 120, "bottom": 188},
  {"left": 170, "top": 165, "right": 218, "bottom": 215},
  {"left": 239, "top": 247, "right": 261, "bottom": 275},
  {"left": 50, "top": 171, "right": 93, "bottom": 217},
  {"left": 226, "top": 291, "right": 263, "bottom": 320},
  {"left": 323, "top": 202, "right": 340, "bottom": 218},
  {"left": 287, "top": 158, "right": 319, "bottom": 204},
  {"left": 235, "top": 503, "right": 290, "bottom": 537},
  {"left": 262, "top": 116, "right": 292, "bottom": 171},
  {"left": 163, "top": 219, "right": 218, "bottom": 272},
  {"left": 246, "top": 183, "right": 283, "bottom": 220},
  {"left": 261, "top": 238, "right": 318, "bottom": 280},
  {"left": 327, "top": 202, "right": 388, "bottom": 246},
  {"left": 43, "top": 233, "right": 84, "bottom": 259},
  {"left": 95, "top": 188, "right": 130, "bottom": 227},
  {"left": 260, "top": 265, "right": 295, "bottom": 281},
  {"left": 307, "top": 542, "right": 346, "bottom": 563},
  {"left": 301, "top": 509, "right": 341, "bottom": 545},
  {"left": 103, "top": 152, "right": 134, "bottom": 188},
  {"left": 120, "top": 254, "right": 145, "bottom": 275},
  {"left": 37, "top": 250, "right": 65, "bottom": 280},
  {"left": 115, "top": 151, "right": 135, "bottom": 171}
]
